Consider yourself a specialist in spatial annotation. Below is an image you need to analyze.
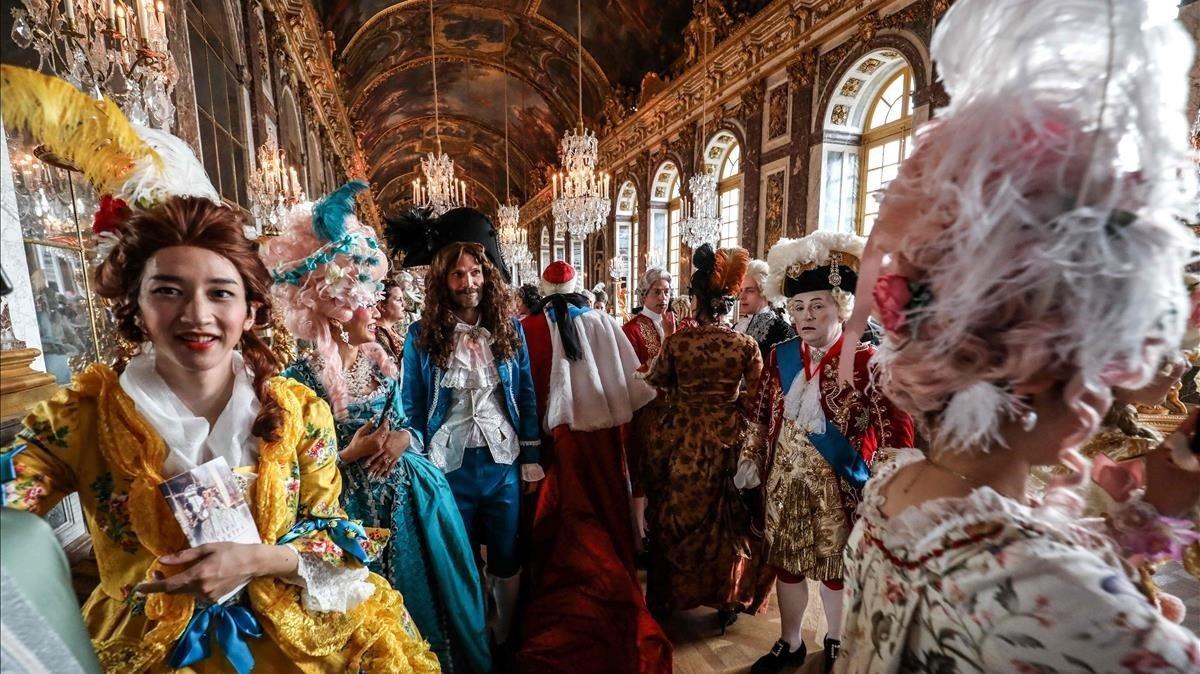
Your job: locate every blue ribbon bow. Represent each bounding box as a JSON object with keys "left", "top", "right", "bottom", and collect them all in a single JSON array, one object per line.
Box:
[
  {"left": 168, "top": 602, "right": 263, "bottom": 674},
  {"left": 0, "top": 443, "right": 26, "bottom": 484},
  {"left": 277, "top": 517, "right": 373, "bottom": 564}
]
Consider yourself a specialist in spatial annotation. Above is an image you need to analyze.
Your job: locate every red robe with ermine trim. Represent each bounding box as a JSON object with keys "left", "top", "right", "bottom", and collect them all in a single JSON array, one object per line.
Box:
[{"left": 516, "top": 309, "right": 671, "bottom": 674}]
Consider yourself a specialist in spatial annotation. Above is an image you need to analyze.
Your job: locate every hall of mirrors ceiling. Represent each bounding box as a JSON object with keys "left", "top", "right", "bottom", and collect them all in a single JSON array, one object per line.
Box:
[{"left": 317, "top": 0, "right": 772, "bottom": 215}]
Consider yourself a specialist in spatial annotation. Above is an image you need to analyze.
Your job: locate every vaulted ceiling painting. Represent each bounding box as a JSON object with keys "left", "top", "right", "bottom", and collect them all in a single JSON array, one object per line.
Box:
[{"left": 317, "top": 0, "right": 717, "bottom": 215}]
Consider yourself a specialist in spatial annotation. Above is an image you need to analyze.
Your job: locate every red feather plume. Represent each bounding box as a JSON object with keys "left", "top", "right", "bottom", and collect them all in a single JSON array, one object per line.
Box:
[{"left": 711, "top": 247, "right": 750, "bottom": 297}]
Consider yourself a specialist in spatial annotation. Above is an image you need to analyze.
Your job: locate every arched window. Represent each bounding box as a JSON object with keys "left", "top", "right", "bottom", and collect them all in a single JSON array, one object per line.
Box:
[
  {"left": 540, "top": 226, "right": 550, "bottom": 271},
  {"left": 187, "top": 1, "right": 251, "bottom": 208},
  {"left": 858, "top": 67, "right": 913, "bottom": 232},
  {"left": 570, "top": 236, "right": 584, "bottom": 281},
  {"left": 716, "top": 139, "right": 743, "bottom": 248},
  {"left": 648, "top": 162, "right": 679, "bottom": 278},
  {"left": 306, "top": 130, "right": 324, "bottom": 195},
  {"left": 614, "top": 181, "right": 637, "bottom": 305},
  {"left": 819, "top": 51, "right": 915, "bottom": 235},
  {"left": 554, "top": 228, "right": 566, "bottom": 262},
  {"left": 667, "top": 174, "right": 681, "bottom": 280}
]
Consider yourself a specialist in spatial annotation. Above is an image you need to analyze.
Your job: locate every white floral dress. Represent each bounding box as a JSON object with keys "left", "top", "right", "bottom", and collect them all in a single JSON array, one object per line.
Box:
[{"left": 838, "top": 448, "right": 1200, "bottom": 673}]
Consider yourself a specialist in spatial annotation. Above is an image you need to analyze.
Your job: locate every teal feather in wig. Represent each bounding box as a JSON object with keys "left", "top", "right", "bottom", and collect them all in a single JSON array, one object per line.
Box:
[{"left": 312, "top": 180, "right": 367, "bottom": 242}]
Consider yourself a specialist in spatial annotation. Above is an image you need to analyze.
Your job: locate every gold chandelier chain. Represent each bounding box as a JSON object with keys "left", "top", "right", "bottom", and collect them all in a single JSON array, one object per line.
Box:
[
  {"left": 428, "top": 0, "right": 442, "bottom": 155},
  {"left": 503, "top": 22, "right": 511, "bottom": 204},
  {"left": 576, "top": 0, "right": 584, "bottom": 128}
]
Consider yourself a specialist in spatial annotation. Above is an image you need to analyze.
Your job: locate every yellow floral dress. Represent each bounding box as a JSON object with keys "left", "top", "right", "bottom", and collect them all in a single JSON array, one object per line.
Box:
[{"left": 1, "top": 364, "right": 441, "bottom": 673}]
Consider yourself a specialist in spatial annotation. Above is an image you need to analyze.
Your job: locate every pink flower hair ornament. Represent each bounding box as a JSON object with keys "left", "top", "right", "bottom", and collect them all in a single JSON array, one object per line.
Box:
[{"left": 260, "top": 181, "right": 394, "bottom": 416}]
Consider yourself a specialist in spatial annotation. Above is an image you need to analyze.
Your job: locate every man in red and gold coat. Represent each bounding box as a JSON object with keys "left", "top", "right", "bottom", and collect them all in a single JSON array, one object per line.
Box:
[
  {"left": 621, "top": 266, "right": 675, "bottom": 547},
  {"left": 518, "top": 262, "right": 671, "bottom": 674},
  {"left": 740, "top": 232, "right": 914, "bottom": 674}
]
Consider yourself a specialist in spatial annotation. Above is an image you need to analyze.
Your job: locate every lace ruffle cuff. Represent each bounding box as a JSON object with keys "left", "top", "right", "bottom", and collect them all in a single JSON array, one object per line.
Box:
[{"left": 289, "top": 552, "right": 375, "bottom": 613}]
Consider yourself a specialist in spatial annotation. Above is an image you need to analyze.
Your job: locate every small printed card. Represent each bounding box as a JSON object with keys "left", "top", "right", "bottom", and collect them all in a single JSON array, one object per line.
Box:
[
  {"left": 160, "top": 457, "right": 260, "bottom": 603},
  {"left": 160, "top": 456, "right": 260, "bottom": 548}
]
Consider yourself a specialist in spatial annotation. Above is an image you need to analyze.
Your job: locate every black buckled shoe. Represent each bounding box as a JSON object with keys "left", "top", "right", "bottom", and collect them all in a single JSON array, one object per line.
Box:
[
  {"left": 716, "top": 608, "right": 739, "bottom": 635},
  {"left": 823, "top": 635, "right": 841, "bottom": 674},
  {"left": 750, "top": 639, "right": 807, "bottom": 674}
]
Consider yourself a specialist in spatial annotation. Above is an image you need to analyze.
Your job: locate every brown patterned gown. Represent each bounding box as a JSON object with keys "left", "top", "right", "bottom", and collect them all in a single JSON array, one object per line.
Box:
[{"left": 643, "top": 324, "right": 773, "bottom": 618}]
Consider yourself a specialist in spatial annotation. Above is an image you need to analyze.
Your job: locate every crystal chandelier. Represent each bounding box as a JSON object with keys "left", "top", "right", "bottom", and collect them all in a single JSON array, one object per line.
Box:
[
  {"left": 248, "top": 141, "right": 306, "bottom": 236},
  {"left": 679, "top": 4, "right": 720, "bottom": 249},
  {"left": 681, "top": 170, "right": 720, "bottom": 247},
  {"left": 411, "top": 0, "right": 465, "bottom": 217},
  {"left": 412, "top": 152, "right": 465, "bottom": 218},
  {"left": 551, "top": 128, "right": 611, "bottom": 239},
  {"left": 11, "top": 0, "right": 178, "bottom": 129},
  {"left": 496, "top": 203, "right": 531, "bottom": 268},
  {"left": 10, "top": 146, "right": 79, "bottom": 241},
  {"left": 551, "top": 0, "right": 611, "bottom": 239}
]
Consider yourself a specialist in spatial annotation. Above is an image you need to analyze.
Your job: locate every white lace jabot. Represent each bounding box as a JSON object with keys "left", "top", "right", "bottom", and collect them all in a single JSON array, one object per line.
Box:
[
  {"left": 441, "top": 321, "right": 500, "bottom": 390},
  {"left": 119, "top": 349, "right": 261, "bottom": 477}
]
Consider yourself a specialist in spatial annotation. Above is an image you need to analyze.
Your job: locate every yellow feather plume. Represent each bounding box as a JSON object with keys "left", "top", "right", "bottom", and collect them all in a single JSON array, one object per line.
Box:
[{"left": 0, "top": 65, "right": 156, "bottom": 195}]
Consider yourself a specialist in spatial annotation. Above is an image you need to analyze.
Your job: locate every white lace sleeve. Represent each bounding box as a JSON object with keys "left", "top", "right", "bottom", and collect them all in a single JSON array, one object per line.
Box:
[{"left": 285, "top": 552, "right": 375, "bottom": 613}]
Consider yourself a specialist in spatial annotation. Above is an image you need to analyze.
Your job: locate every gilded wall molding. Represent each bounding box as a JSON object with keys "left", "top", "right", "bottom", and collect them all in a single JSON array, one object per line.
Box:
[
  {"left": 518, "top": 0, "right": 937, "bottom": 232},
  {"left": 259, "top": 0, "right": 381, "bottom": 229}
]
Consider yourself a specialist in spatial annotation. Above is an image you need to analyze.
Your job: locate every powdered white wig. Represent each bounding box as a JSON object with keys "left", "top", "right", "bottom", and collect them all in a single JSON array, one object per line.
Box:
[
  {"left": 637, "top": 267, "right": 673, "bottom": 298},
  {"left": 867, "top": 0, "right": 1197, "bottom": 452},
  {"left": 745, "top": 259, "right": 777, "bottom": 304}
]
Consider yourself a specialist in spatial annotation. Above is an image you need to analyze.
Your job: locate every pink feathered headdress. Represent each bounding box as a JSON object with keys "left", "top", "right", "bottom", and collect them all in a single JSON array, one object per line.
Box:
[{"left": 260, "top": 181, "right": 395, "bottom": 416}]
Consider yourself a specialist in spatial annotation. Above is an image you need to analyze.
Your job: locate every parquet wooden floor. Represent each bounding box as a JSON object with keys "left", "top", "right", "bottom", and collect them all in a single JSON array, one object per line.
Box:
[{"left": 665, "top": 581, "right": 830, "bottom": 674}]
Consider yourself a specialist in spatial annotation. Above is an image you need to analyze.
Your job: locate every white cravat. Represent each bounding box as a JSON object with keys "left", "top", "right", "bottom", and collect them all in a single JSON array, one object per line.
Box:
[
  {"left": 431, "top": 320, "right": 518, "bottom": 472},
  {"left": 640, "top": 307, "right": 665, "bottom": 339},
  {"left": 441, "top": 320, "right": 500, "bottom": 390},
  {"left": 119, "top": 348, "right": 261, "bottom": 477}
]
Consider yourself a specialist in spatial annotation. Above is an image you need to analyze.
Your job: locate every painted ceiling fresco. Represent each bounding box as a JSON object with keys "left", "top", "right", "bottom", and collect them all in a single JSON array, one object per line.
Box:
[{"left": 318, "top": 0, "right": 699, "bottom": 214}]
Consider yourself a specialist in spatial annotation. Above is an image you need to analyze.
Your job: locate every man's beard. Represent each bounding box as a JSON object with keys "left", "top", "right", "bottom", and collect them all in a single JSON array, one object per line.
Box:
[{"left": 452, "top": 288, "right": 481, "bottom": 309}]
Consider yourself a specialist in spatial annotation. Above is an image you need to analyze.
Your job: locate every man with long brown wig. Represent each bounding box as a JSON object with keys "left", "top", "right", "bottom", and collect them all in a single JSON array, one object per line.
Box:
[{"left": 393, "top": 208, "right": 542, "bottom": 650}]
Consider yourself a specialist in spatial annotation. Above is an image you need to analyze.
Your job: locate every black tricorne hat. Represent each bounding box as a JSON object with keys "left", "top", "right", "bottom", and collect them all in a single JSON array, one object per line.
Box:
[
  {"left": 385, "top": 206, "right": 511, "bottom": 283},
  {"left": 782, "top": 264, "right": 859, "bottom": 297}
]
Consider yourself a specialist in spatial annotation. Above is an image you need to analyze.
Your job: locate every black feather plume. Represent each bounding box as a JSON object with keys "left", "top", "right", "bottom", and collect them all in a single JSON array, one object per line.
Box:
[{"left": 384, "top": 206, "right": 437, "bottom": 263}]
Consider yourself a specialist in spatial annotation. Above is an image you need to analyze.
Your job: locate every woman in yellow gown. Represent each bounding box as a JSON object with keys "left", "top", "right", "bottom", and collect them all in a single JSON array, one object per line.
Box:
[{"left": 0, "top": 195, "right": 440, "bottom": 673}]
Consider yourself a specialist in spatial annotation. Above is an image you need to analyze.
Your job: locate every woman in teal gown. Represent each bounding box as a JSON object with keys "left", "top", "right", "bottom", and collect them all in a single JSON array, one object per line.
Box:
[
  {"left": 265, "top": 182, "right": 490, "bottom": 673},
  {"left": 283, "top": 354, "right": 491, "bottom": 674}
]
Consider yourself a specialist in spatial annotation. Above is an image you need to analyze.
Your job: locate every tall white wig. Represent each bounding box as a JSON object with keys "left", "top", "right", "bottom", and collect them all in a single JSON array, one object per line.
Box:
[{"left": 864, "top": 0, "right": 1197, "bottom": 452}]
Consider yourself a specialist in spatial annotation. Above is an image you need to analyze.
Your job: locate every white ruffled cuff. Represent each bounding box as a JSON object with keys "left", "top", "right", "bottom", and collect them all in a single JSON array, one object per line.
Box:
[{"left": 287, "top": 552, "right": 375, "bottom": 613}]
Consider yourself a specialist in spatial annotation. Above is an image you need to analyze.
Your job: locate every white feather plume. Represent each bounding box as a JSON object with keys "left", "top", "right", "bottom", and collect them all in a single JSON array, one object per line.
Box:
[
  {"left": 871, "top": 0, "right": 1197, "bottom": 451},
  {"left": 933, "top": 382, "right": 1022, "bottom": 453},
  {"left": 116, "top": 126, "right": 220, "bottom": 208},
  {"left": 764, "top": 232, "right": 865, "bottom": 303}
]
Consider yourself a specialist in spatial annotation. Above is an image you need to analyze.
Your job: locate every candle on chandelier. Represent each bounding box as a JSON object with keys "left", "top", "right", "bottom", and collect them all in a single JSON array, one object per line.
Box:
[
  {"left": 156, "top": 1, "right": 166, "bottom": 32},
  {"left": 137, "top": 0, "right": 149, "bottom": 40},
  {"left": 62, "top": 0, "right": 75, "bottom": 24},
  {"left": 115, "top": 5, "right": 126, "bottom": 35},
  {"left": 107, "top": 0, "right": 116, "bottom": 27}
]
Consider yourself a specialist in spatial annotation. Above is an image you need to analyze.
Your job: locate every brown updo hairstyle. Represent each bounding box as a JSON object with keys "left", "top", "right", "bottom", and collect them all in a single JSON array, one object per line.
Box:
[{"left": 93, "top": 195, "right": 284, "bottom": 441}]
